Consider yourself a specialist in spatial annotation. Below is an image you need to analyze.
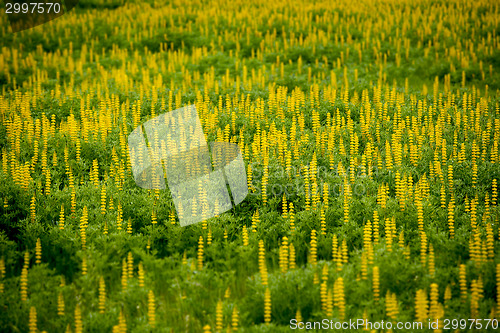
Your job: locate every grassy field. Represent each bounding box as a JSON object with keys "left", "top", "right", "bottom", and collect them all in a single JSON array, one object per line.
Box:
[{"left": 1, "top": 0, "right": 500, "bottom": 331}]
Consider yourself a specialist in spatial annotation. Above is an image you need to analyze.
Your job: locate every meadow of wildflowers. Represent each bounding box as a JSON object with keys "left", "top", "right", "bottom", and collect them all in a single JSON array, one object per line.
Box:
[{"left": 0, "top": 0, "right": 499, "bottom": 331}]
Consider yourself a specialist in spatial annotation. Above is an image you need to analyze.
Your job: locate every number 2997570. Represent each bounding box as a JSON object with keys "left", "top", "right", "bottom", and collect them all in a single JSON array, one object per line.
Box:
[{"left": 4, "top": 2, "right": 62, "bottom": 15}]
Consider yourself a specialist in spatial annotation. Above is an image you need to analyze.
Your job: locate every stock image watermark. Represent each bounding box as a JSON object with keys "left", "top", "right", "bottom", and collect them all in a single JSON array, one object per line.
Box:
[
  {"left": 128, "top": 105, "right": 248, "bottom": 227},
  {"left": 3, "top": 0, "right": 79, "bottom": 32},
  {"left": 290, "top": 318, "right": 499, "bottom": 331}
]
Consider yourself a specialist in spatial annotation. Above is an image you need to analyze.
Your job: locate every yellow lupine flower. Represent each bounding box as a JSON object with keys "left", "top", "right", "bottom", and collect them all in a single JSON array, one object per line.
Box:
[
  {"left": 58, "top": 291, "right": 65, "bottom": 316},
  {"left": 207, "top": 228, "right": 212, "bottom": 245},
  {"left": 373, "top": 211, "right": 380, "bottom": 244},
  {"left": 343, "top": 180, "right": 350, "bottom": 224},
  {"left": 385, "top": 291, "right": 399, "bottom": 321},
  {"left": 428, "top": 244, "right": 435, "bottom": 276},
  {"left": 35, "top": 238, "right": 41, "bottom": 264},
  {"left": 251, "top": 210, "right": 259, "bottom": 233},
  {"left": 20, "top": 266, "right": 28, "bottom": 301},
  {"left": 470, "top": 279, "right": 480, "bottom": 318},
  {"left": 289, "top": 203, "right": 295, "bottom": 233},
  {"left": 459, "top": 264, "right": 467, "bottom": 302},
  {"left": 372, "top": 266, "right": 380, "bottom": 302},
  {"left": 29, "top": 306, "right": 37, "bottom": 333},
  {"left": 231, "top": 305, "right": 239, "bottom": 331},
  {"left": 309, "top": 230, "right": 318, "bottom": 266},
  {"left": 30, "top": 195, "right": 36, "bottom": 223},
  {"left": 429, "top": 283, "right": 442, "bottom": 322},
  {"left": 264, "top": 287, "right": 271, "bottom": 324},
  {"left": 242, "top": 225, "right": 248, "bottom": 246},
  {"left": 100, "top": 183, "right": 106, "bottom": 215},
  {"left": 415, "top": 289, "right": 428, "bottom": 323},
  {"left": 282, "top": 195, "right": 288, "bottom": 219},
  {"left": 279, "top": 237, "right": 288, "bottom": 273},
  {"left": 59, "top": 205, "right": 65, "bottom": 230},
  {"left": 215, "top": 300, "right": 223, "bottom": 331},
  {"left": 258, "top": 240, "right": 268, "bottom": 286},
  {"left": 98, "top": 276, "right": 106, "bottom": 314},
  {"left": 448, "top": 193, "right": 455, "bottom": 238},
  {"left": 74, "top": 303, "right": 82, "bottom": 333},
  {"left": 80, "top": 207, "right": 88, "bottom": 250},
  {"left": 334, "top": 277, "right": 345, "bottom": 320},
  {"left": 117, "top": 202, "right": 123, "bottom": 230},
  {"left": 146, "top": 290, "right": 156, "bottom": 328},
  {"left": 197, "top": 236, "right": 204, "bottom": 270}
]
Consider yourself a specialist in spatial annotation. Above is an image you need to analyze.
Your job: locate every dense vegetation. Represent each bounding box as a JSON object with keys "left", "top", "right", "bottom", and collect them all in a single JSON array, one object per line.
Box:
[{"left": 1, "top": 0, "right": 499, "bottom": 331}]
